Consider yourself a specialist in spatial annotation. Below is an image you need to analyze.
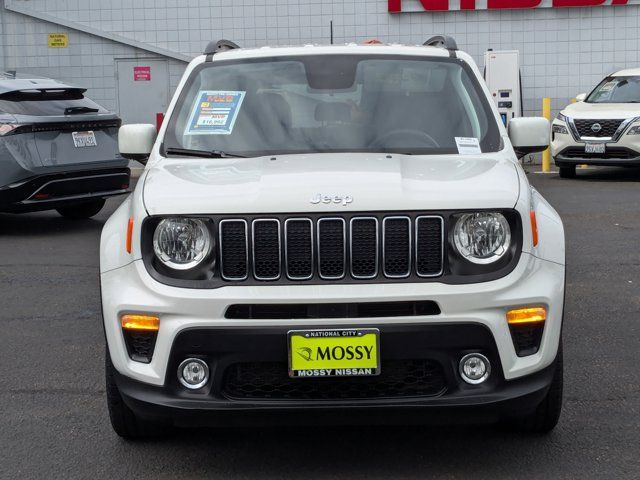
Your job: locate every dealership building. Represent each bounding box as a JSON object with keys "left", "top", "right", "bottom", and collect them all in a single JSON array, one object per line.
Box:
[{"left": 0, "top": 0, "right": 638, "bottom": 123}]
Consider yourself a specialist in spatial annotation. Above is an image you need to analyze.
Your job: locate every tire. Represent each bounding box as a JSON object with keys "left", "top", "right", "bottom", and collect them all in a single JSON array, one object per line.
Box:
[
  {"left": 558, "top": 165, "right": 576, "bottom": 179},
  {"left": 507, "top": 342, "right": 564, "bottom": 434},
  {"left": 105, "top": 352, "right": 169, "bottom": 440},
  {"left": 56, "top": 198, "right": 106, "bottom": 219}
]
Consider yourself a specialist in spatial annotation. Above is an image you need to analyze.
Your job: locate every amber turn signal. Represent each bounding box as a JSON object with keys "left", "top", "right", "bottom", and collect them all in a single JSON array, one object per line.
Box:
[
  {"left": 126, "top": 217, "right": 134, "bottom": 254},
  {"left": 530, "top": 210, "right": 539, "bottom": 247},
  {"left": 506, "top": 307, "right": 546, "bottom": 325},
  {"left": 121, "top": 314, "right": 160, "bottom": 331}
]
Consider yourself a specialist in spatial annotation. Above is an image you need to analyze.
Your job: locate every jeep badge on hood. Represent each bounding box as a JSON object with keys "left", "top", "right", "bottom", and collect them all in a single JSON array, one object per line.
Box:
[{"left": 310, "top": 194, "right": 354, "bottom": 206}]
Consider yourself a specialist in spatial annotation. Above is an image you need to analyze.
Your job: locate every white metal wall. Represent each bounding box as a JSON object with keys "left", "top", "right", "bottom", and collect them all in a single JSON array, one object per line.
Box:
[{"left": 1, "top": 0, "right": 639, "bottom": 117}]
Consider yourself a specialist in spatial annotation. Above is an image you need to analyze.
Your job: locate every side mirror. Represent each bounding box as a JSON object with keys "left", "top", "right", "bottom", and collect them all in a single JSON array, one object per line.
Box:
[
  {"left": 575, "top": 93, "right": 587, "bottom": 102},
  {"left": 508, "top": 117, "right": 550, "bottom": 159},
  {"left": 118, "top": 124, "right": 157, "bottom": 165}
]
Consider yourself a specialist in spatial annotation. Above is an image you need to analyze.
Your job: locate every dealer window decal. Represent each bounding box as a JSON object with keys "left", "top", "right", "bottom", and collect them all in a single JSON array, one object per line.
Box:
[
  {"left": 185, "top": 90, "right": 246, "bottom": 136},
  {"left": 455, "top": 137, "right": 482, "bottom": 155}
]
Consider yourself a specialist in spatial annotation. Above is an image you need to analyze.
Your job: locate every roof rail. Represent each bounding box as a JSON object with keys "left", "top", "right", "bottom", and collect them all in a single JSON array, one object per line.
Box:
[
  {"left": 204, "top": 40, "right": 240, "bottom": 61},
  {"left": 424, "top": 36, "right": 458, "bottom": 58}
]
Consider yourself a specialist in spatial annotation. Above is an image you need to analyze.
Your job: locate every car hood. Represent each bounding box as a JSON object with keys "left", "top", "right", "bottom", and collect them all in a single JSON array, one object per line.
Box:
[
  {"left": 142, "top": 153, "right": 520, "bottom": 215},
  {"left": 562, "top": 101, "right": 640, "bottom": 119}
]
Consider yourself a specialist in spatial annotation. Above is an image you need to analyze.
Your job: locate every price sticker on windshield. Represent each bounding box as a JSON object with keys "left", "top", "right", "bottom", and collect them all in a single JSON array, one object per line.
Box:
[
  {"left": 455, "top": 137, "right": 482, "bottom": 155},
  {"left": 185, "top": 90, "right": 246, "bottom": 136}
]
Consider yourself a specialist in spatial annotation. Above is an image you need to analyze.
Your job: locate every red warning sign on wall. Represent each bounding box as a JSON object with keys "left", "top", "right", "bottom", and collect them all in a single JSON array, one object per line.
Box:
[{"left": 133, "top": 66, "right": 151, "bottom": 81}]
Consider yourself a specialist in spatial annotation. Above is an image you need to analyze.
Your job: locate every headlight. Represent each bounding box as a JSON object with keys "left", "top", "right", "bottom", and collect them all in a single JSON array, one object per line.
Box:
[
  {"left": 556, "top": 113, "right": 567, "bottom": 123},
  {"left": 453, "top": 212, "right": 511, "bottom": 264},
  {"left": 627, "top": 124, "right": 640, "bottom": 135},
  {"left": 552, "top": 124, "right": 569, "bottom": 135},
  {"left": 153, "top": 218, "right": 212, "bottom": 270}
]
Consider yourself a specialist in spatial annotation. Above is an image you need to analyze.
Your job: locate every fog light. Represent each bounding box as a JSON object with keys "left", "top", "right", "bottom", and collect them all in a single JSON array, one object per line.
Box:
[
  {"left": 459, "top": 353, "right": 491, "bottom": 385},
  {"left": 178, "top": 358, "right": 209, "bottom": 390}
]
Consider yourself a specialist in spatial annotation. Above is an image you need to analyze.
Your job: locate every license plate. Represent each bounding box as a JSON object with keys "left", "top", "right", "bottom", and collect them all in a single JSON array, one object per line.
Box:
[
  {"left": 288, "top": 328, "right": 380, "bottom": 378},
  {"left": 585, "top": 143, "right": 605, "bottom": 154},
  {"left": 72, "top": 131, "right": 97, "bottom": 148}
]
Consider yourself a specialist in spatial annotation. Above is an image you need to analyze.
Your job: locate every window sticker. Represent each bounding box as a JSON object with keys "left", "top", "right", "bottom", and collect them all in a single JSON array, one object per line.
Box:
[
  {"left": 599, "top": 81, "right": 617, "bottom": 93},
  {"left": 185, "top": 90, "right": 246, "bottom": 135},
  {"left": 455, "top": 137, "right": 482, "bottom": 155}
]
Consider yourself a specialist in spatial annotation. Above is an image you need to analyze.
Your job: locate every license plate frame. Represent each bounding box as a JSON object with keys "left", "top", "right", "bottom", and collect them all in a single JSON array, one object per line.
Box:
[
  {"left": 287, "top": 328, "right": 381, "bottom": 379},
  {"left": 72, "top": 130, "right": 98, "bottom": 148},
  {"left": 585, "top": 142, "right": 605, "bottom": 154}
]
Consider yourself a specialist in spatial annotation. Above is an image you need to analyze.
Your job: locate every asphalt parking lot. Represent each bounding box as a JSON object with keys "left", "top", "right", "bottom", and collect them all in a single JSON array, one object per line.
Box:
[{"left": 1, "top": 166, "right": 639, "bottom": 479}]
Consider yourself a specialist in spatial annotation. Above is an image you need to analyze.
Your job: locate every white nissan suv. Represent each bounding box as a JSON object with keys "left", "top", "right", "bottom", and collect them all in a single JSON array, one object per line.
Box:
[
  {"left": 101, "top": 38, "right": 566, "bottom": 439},
  {"left": 552, "top": 69, "right": 640, "bottom": 178}
]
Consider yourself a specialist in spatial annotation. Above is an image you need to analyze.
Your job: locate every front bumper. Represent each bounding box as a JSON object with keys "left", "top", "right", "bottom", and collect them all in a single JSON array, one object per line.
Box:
[
  {"left": 551, "top": 120, "right": 640, "bottom": 167},
  {"left": 102, "top": 251, "right": 564, "bottom": 389},
  {"left": 554, "top": 148, "right": 640, "bottom": 167},
  {"left": 114, "top": 325, "right": 559, "bottom": 426}
]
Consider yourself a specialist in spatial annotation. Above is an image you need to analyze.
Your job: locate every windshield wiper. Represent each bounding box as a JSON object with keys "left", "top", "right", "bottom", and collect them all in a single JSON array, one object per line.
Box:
[
  {"left": 64, "top": 106, "right": 99, "bottom": 115},
  {"left": 164, "top": 147, "right": 246, "bottom": 158}
]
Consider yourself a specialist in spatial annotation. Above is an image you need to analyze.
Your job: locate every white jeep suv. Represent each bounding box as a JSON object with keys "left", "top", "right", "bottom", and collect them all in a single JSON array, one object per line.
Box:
[
  {"left": 101, "top": 38, "right": 565, "bottom": 439},
  {"left": 552, "top": 69, "right": 640, "bottom": 178}
]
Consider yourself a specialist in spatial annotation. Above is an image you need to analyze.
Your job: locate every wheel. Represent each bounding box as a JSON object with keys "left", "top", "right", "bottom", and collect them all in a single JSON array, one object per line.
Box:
[
  {"left": 56, "top": 198, "right": 106, "bottom": 219},
  {"left": 105, "top": 351, "right": 169, "bottom": 439},
  {"left": 507, "top": 341, "right": 564, "bottom": 434},
  {"left": 558, "top": 165, "right": 576, "bottom": 179}
]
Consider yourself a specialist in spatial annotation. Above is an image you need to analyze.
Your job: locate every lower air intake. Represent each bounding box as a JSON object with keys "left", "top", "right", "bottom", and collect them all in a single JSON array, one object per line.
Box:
[
  {"left": 509, "top": 324, "right": 545, "bottom": 357},
  {"left": 222, "top": 360, "right": 447, "bottom": 400},
  {"left": 122, "top": 330, "right": 157, "bottom": 364}
]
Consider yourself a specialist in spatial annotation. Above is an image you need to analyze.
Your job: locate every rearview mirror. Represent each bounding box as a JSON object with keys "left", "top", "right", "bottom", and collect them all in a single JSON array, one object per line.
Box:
[
  {"left": 575, "top": 93, "right": 587, "bottom": 102},
  {"left": 118, "top": 124, "right": 157, "bottom": 165},
  {"left": 508, "top": 117, "right": 550, "bottom": 159}
]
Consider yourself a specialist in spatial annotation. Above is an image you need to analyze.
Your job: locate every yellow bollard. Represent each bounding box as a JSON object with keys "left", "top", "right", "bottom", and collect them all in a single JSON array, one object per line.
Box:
[
  {"left": 542, "top": 98, "right": 552, "bottom": 173},
  {"left": 573, "top": 97, "right": 585, "bottom": 168}
]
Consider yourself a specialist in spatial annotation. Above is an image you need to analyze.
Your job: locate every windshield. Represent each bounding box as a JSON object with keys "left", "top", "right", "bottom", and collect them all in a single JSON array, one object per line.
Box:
[
  {"left": 163, "top": 55, "right": 502, "bottom": 157},
  {"left": 587, "top": 76, "right": 640, "bottom": 103}
]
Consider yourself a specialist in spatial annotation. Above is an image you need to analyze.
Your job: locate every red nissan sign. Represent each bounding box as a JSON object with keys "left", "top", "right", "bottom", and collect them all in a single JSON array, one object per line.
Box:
[
  {"left": 133, "top": 66, "right": 151, "bottom": 81},
  {"left": 389, "top": 0, "right": 631, "bottom": 11}
]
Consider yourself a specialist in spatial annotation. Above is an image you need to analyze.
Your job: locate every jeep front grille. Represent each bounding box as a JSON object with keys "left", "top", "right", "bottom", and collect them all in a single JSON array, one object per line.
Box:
[
  {"left": 383, "top": 217, "right": 412, "bottom": 278},
  {"left": 416, "top": 216, "right": 444, "bottom": 277},
  {"left": 350, "top": 217, "right": 378, "bottom": 278},
  {"left": 317, "top": 218, "right": 346, "bottom": 279},
  {"left": 218, "top": 214, "right": 444, "bottom": 282},
  {"left": 252, "top": 219, "right": 281, "bottom": 280},
  {"left": 284, "top": 218, "right": 313, "bottom": 280},
  {"left": 219, "top": 220, "right": 249, "bottom": 280}
]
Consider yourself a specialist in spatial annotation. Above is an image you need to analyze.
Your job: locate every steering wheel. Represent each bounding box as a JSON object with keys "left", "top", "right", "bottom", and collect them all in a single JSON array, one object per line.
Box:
[{"left": 370, "top": 129, "right": 440, "bottom": 149}]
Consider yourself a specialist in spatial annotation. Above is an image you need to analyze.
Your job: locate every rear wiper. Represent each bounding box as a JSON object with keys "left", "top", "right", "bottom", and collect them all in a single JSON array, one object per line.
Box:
[
  {"left": 164, "top": 147, "right": 246, "bottom": 158},
  {"left": 64, "top": 106, "right": 99, "bottom": 115}
]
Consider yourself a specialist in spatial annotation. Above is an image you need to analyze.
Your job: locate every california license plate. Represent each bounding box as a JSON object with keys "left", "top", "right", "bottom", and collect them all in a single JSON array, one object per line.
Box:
[
  {"left": 585, "top": 143, "right": 605, "bottom": 154},
  {"left": 72, "top": 131, "right": 97, "bottom": 148},
  {"left": 288, "top": 328, "right": 380, "bottom": 378}
]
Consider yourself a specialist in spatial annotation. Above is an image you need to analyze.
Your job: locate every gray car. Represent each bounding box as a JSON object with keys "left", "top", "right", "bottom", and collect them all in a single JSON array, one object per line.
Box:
[{"left": 0, "top": 75, "right": 130, "bottom": 218}]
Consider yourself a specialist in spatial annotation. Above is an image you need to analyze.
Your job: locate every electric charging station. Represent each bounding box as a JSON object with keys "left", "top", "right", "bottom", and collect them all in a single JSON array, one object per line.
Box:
[{"left": 484, "top": 50, "right": 522, "bottom": 127}]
